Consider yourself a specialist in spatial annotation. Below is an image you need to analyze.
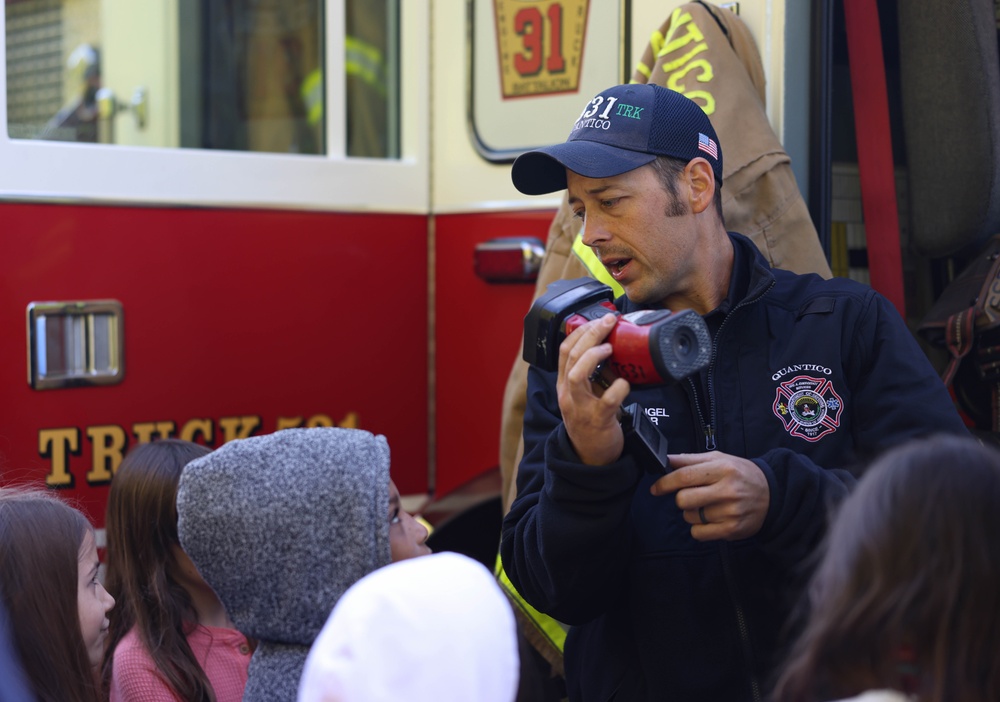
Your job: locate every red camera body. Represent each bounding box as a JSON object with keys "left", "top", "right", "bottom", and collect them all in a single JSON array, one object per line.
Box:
[{"left": 524, "top": 278, "right": 710, "bottom": 386}]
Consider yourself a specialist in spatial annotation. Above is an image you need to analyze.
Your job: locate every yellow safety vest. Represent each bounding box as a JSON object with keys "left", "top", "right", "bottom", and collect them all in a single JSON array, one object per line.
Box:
[{"left": 495, "top": 554, "right": 568, "bottom": 658}]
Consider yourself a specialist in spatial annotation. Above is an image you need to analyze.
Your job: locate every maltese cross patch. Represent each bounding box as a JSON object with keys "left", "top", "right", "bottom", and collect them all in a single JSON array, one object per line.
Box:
[{"left": 773, "top": 375, "right": 844, "bottom": 442}]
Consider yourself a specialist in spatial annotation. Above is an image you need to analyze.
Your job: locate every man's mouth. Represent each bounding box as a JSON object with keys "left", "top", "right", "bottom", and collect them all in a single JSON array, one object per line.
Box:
[{"left": 603, "top": 257, "right": 632, "bottom": 279}]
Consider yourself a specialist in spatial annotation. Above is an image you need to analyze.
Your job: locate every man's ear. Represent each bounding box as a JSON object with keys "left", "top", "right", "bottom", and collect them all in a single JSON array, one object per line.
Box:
[{"left": 685, "top": 158, "right": 716, "bottom": 215}]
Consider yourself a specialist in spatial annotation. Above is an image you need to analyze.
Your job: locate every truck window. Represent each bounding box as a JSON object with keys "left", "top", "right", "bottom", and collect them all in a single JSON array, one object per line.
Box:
[{"left": 5, "top": 0, "right": 399, "bottom": 158}]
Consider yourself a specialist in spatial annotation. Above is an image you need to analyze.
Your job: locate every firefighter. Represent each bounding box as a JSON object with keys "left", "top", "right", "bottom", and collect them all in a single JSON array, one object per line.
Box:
[
  {"left": 499, "top": 82, "right": 967, "bottom": 701},
  {"left": 38, "top": 44, "right": 101, "bottom": 143},
  {"left": 496, "top": 3, "right": 835, "bottom": 683}
]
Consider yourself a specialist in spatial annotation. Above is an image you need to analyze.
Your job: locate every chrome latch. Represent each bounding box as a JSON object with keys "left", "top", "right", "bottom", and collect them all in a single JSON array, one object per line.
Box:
[{"left": 27, "top": 300, "right": 125, "bottom": 390}]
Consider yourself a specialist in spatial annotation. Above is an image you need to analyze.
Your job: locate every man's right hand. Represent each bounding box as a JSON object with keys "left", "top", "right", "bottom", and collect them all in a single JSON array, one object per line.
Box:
[{"left": 557, "top": 313, "right": 631, "bottom": 465}]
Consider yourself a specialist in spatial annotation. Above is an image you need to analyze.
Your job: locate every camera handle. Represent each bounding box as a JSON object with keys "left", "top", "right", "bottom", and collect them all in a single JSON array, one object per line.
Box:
[
  {"left": 620, "top": 403, "right": 671, "bottom": 475},
  {"left": 588, "top": 363, "right": 670, "bottom": 475}
]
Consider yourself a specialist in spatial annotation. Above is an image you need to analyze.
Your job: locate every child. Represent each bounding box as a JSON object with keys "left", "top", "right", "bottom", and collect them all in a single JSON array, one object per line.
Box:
[
  {"left": 772, "top": 434, "right": 1000, "bottom": 702},
  {"left": 0, "top": 487, "right": 115, "bottom": 702},
  {"left": 102, "top": 439, "right": 252, "bottom": 701},
  {"left": 297, "top": 551, "right": 519, "bottom": 702},
  {"left": 387, "top": 476, "right": 432, "bottom": 562},
  {"left": 176, "top": 427, "right": 430, "bottom": 702}
]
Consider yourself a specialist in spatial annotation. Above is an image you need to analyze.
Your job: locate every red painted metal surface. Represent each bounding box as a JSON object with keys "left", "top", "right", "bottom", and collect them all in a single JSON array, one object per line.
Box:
[
  {"left": 0, "top": 202, "right": 429, "bottom": 526},
  {"left": 433, "top": 209, "right": 552, "bottom": 498}
]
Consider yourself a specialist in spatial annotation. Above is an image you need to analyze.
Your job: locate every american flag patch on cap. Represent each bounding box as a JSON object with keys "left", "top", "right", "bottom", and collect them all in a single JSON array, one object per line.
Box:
[{"left": 697, "top": 132, "right": 718, "bottom": 159}]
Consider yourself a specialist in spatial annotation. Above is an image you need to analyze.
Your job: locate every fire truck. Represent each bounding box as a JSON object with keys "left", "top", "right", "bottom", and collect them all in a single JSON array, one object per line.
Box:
[{"left": 1, "top": 0, "right": 995, "bottom": 555}]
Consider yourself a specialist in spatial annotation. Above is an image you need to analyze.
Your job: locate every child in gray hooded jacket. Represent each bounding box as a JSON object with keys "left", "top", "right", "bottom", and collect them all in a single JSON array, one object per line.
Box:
[{"left": 176, "top": 427, "right": 404, "bottom": 702}]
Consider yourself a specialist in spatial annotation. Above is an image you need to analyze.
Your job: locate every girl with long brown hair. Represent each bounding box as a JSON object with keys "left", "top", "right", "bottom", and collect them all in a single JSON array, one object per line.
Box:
[
  {"left": 102, "top": 439, "right": 251, "bottom": 702},
  {"left": 772, "top": 434, "right": 1000, "bottom": 702},
  {"left": 0, "top": 487, "right": 115, "bottom": 702}
]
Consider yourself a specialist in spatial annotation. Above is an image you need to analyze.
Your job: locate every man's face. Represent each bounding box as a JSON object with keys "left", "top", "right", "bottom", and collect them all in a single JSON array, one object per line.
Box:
[{"left": 567, "top": 164, "right": 697, "bottom": 308}]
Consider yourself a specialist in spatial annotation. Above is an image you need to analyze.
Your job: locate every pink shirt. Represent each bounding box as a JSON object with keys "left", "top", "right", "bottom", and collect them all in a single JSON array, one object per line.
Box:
[{"left": 110, "top": 624, "right": 251, "bottom": 702}]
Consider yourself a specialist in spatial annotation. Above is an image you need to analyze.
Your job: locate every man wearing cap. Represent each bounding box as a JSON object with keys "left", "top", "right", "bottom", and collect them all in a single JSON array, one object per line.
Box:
[{"left": 499, "top": 83, "right": 967, "bottom": 701}]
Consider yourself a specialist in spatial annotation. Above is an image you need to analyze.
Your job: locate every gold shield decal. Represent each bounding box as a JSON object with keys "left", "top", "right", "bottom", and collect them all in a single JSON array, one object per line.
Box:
[{"left": 494, "top": 0, "right": 589, "bottom": 98}]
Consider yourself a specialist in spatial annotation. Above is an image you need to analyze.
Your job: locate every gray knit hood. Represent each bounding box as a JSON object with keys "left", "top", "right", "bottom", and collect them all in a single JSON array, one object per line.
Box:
[{"left": 176, "top": 427, "right": 392, "bottom": 701}]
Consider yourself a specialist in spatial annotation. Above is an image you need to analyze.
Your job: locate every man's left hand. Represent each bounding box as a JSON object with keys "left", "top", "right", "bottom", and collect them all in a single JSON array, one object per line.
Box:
[{"left": 650, "top": 452, "right": 769, "bottom": 541}]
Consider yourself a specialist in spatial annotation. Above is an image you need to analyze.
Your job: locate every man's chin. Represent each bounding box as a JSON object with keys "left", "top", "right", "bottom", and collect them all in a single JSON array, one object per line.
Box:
[{"left": 621, "top": 283, "right": 648, "bottom": 304}]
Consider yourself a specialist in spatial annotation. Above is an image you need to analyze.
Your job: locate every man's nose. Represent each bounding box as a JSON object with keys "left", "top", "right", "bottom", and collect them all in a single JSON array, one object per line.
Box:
[{"left": 581, "top": 217, "right": 611, "bottom": 248}]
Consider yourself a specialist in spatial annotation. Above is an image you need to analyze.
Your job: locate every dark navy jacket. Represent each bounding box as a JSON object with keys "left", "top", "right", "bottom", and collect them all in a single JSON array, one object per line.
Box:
[{"left": 500, "top": 233, "right": 968, "bottom": 702}]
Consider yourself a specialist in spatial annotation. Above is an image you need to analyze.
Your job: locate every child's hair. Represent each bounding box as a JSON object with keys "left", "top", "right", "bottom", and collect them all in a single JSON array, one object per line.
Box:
[
  {"left": 102, "top": 439, "right": 214, "bottom": 701},
  {"left": 0, "top": 487, "right": 102, "bottom": 702},
  {"left": 773, "top": 434, "right": 1000, "bottom": 702}
]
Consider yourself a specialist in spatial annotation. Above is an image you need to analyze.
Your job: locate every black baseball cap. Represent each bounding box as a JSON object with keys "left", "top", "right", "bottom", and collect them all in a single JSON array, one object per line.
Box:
[{"left": 511, "top": 83, "right": 723, "bottom": 195}]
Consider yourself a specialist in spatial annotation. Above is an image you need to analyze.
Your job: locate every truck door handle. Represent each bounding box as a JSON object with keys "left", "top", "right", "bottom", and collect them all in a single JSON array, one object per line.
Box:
[
  {"left": 27, "top": 300, "right": 125, "bottom": 390},
  {"left": 473, "top": 237, "right": 545, "bottom": 283}
]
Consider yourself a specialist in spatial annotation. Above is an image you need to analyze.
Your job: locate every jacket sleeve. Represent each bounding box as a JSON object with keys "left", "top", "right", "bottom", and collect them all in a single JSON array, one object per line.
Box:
[
  {"left": 750, "top": 450, "right": 855, "bottom": 567},
  {"left": 754, "top": 289, "right": 969, "bottom": 564},
  {"left": 499, "top": 366, "right": 644, "bottom": 624}
]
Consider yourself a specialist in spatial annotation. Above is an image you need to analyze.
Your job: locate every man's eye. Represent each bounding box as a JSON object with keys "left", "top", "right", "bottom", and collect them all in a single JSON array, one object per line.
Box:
[
  {"left": 572, "top": 209, "right": 585, "bottom": 221},
  {"left": 389, "top": 509, "right": 401, "bottom": 525},
  {"left": 601, "top": 198, "right": 619, "bottom": 208}
]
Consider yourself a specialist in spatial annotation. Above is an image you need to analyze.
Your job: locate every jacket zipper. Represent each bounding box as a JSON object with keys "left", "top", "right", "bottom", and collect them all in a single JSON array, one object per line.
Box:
[
  {"left": 689, "top": 277, "right": 775, "bottom": 450},
  {"left": 688, "top": 274, "right": 775, "bottom": 702},
  {"left": 721, "top": 542, "right": 762, "bottom": 702}
]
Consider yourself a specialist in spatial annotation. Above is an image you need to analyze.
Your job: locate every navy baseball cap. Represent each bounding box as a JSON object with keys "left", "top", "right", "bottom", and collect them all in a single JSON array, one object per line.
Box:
[{"left": 511, "top": 83, "right": 723, "bottom": 195}]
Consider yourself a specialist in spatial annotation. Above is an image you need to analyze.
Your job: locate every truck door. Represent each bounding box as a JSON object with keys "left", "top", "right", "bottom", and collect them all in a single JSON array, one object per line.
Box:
[{"left": 0, "top": 0, "right": 429, "bottom": 529}]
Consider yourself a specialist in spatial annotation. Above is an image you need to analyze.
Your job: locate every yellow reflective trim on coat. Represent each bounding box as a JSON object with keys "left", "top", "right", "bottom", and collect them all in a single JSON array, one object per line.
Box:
[
  {"left": 572, "top": 233, "right": 625, "bottom": 298},
  {"left": 495, "top": 554, "right": 568, "bottom": 653},
  {"left": 346, "top": 35, "right": 385, "bottom": 95},
  {"left": 300, "top": 68, "right": 323, "bottom": 126}
]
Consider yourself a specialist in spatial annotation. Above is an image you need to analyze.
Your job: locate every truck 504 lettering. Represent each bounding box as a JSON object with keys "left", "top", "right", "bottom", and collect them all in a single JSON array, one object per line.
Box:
[{"left": 38, "top": 412, "right": 359, "bottom": 487}]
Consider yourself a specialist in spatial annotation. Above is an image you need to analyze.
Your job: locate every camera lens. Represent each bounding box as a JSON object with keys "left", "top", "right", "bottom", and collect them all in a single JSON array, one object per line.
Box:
[
  {"left": 674, "top": 327, "right": 695, "bottom": 360},
  {"left": 651, "top": 311, "right": 711, "bottom": 383}
]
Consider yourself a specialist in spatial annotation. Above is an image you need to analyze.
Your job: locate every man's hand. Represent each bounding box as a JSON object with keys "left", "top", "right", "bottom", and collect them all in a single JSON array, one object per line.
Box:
[
  {"left": 650, "top": 452, "right": 770, "bottom": 541},
  {"left": 557, "top": 313, "right": 631, "bottom": 465}
]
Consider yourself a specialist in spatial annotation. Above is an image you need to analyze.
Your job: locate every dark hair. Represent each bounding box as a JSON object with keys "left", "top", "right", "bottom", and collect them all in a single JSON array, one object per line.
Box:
[
  {"left": 102, "top": 439, "right": 215, "bottom": 701},
  {"left": 0, "top": 488, "right": 102, "bottom": 702},
  {"left": 648, "top": 154, "right": 725, "bottom": 223},
  {"left": 772, "top": 434, "right": 1000, "bottom": 702}
]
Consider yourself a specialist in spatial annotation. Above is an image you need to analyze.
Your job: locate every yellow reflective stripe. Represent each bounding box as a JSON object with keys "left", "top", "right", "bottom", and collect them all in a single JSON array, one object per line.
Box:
[
  {"left": 345, "top": 35, "right": 385, "bottom": 94},
  {"left": 495, "top": 554, "right": 568, "bottom": 652},
  {"left": 346, "top": 36, "right": 382, "bottom": 66},
  {"left": 300, "top": 68, "right": 323, "bottom": 125},
  {"left": 648, "top": 28, "right": 666, "bottom": 58},
  {"left": 572, "top": 233, "right": 624, "bottom": 298},
  {"left": 650, "top": 8, "right": 716, "bottom": 114},
  {"left": 661, "top": 8, "right": 696, "bottom": 55}
]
